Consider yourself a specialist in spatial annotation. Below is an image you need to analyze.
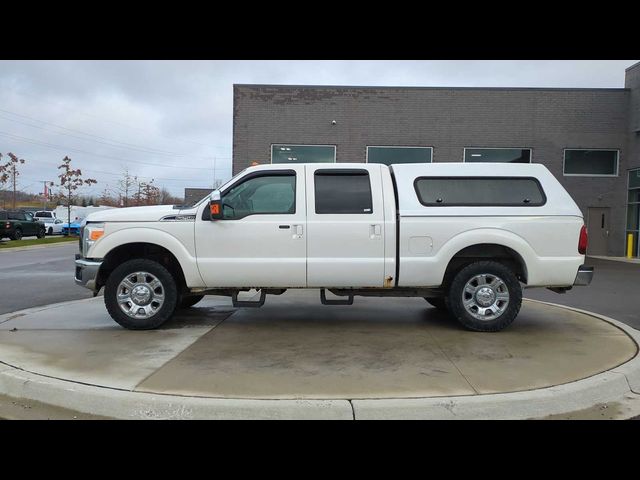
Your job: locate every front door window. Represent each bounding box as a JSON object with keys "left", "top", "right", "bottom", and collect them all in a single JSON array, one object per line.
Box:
[{"left": 221, "top": 174, "right": 295, "bottom": 220}]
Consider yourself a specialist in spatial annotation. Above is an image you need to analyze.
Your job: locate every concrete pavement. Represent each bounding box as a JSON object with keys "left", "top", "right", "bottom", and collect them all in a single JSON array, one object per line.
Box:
[{"left": 0, "top": 290, "right": 638, "bottom": 419}]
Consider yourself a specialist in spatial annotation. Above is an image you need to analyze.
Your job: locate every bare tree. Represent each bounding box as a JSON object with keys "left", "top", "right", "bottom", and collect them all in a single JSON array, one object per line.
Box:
[
  {"left": 117, "top": 168, "right": 137, "bottom": 207},
  {"left": 142, "top": 179, "right": 160, "bottom": 205},
  {"left": 132, "top": 178, "right": 161, "bottom": 206},
  {"left": 2, "top": 153, "right": 26, "bottom": 209},
  {"left": 99, "top": 185, "right": 118, "bottom": 207},
  {"left": 157, "top": 186, "right": 183, "bottom": 205},
  {"left": 55, "top": 156, "right": 97, "bottom": 233},
  {"left": 0, "top": 153, "right": 7, "bottom": 208}
]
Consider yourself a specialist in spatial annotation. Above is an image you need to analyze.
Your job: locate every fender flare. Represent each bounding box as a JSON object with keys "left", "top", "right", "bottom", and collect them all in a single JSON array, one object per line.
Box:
[
  {"left": 90, "top": 227, "right": 205, "bottom": 287},
  {"left": 435, "top": 228, "right": 538, "bottom": 284}
]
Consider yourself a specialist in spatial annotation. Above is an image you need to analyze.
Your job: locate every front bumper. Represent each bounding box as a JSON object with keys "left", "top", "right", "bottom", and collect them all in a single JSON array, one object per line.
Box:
[
  {"left": 74, "top": 254, "right": 102, "bottom": 292},
  {"left": 573, "top": 265, "right": 594, "bottom": 286}
]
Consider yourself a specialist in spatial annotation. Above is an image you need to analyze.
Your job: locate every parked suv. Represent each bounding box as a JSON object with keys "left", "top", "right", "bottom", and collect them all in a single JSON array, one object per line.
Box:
[{"left": 0, "top": 210, "right": 46, "bottom": 240}]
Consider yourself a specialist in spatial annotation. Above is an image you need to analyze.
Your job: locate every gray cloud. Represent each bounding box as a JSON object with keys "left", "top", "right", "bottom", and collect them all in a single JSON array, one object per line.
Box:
[{"left": 0, "top": 60, "right": 636, "bottom": 199}]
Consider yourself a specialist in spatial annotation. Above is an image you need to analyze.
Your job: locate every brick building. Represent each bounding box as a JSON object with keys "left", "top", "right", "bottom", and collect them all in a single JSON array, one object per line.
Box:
[{"left": 232, "top": 62, "right": 640, "bottom": 257}]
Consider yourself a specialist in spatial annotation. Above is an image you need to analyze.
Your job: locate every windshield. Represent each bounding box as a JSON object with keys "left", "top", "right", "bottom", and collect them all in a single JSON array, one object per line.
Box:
[{"left": 184, "top": 169, "right": 248, "bottom": 208}]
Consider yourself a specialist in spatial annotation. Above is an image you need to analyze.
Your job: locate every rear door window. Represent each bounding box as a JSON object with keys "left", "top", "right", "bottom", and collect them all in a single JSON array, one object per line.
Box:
[
  {"left": 8, "top": 212, "right": 25, "bottom": 220},
  {"left": 414, "top": 177, "right": 546, "bottom": 206},
  {"left": 314, "top": 169, "right": 373, "bottom": 214}
]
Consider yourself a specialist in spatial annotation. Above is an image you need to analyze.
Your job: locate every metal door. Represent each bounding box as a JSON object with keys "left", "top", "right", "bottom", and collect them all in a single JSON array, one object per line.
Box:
[{"left": 587, "top": 207, "right": 610, "bottom": 255}]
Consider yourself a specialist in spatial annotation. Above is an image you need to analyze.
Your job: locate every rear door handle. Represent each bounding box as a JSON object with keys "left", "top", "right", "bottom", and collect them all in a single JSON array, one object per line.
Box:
[{"left": 279, "top": 225, "right": 291, "bottom": 229}]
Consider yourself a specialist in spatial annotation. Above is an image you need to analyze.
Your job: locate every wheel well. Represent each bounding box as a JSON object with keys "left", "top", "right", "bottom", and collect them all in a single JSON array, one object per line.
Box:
[
  {"left": 96, "top": 243, "right": 187, "bottom": 293},
  {"left": 442, "top": 244, "right": 528, "bottom": 287}
]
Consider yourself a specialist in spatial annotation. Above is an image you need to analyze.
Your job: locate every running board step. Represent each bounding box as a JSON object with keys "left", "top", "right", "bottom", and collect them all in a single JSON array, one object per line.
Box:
[
  {"left": 320, "top": 289, "right": 354, "bottom": 306},
  {"left": 232, "top": 290, "right": 266, "bottom": 308}
]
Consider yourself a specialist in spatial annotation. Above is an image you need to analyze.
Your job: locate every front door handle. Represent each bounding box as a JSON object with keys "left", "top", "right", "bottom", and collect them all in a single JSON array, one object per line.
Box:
[
  {"left": 279, "top": 225, "right": 291, "bottom": 229},
  {"left": 295, "top": 224, "right": 303, "bottom": 237},
  {"left": 369, "top": 224, "right": 382, "bottom": 239}
]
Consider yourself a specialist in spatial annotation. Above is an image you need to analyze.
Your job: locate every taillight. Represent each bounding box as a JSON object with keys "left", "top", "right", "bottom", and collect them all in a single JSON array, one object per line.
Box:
[
  {"left": 4, "top": 222, "right": 9, "bottom": 229},
  {"left": 578, "top": 225, "right": 588, "bottom": 255}
]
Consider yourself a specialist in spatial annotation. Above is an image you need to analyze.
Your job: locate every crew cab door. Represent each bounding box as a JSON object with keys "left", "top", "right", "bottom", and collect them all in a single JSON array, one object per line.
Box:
[
  {"left": 24, "top": 212, "right": 37, "bottom": 235},
  {"left": 195, "top": 166, "right": 306, "bottom": 288},
  {"left": 305, "top": 165, "right": 386, "bottom": 287}
]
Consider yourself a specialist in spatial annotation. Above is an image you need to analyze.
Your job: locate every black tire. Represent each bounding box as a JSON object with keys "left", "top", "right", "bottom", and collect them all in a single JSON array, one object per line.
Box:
[
  {"left": 424, "top": 297, "right": 449, "bottom": 311},
  {"left": 104, "top": 258, "right": 179, "bottom": 330},
  {"left": 36, "top": 227, "right": 45, "bottom": 239},
  {"left": 447, "top": 261, "right": 522, "bottom": 332},
  {"left": 47, "top": 227, "right": 53, "bottom": 235},
  {"left": 11, "top": 228, "right": 22, "bottom": 241},
  {"left": 179, "top": 295, "right": 205, "bottom": 308}
]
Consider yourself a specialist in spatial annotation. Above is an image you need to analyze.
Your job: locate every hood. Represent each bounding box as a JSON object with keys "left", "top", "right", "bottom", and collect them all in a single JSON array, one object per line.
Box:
[{"left": 84, "top": 205, "right": 197, "bottom": 223}]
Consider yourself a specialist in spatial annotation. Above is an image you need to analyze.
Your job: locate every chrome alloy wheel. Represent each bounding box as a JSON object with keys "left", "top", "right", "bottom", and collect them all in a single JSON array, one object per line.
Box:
[
  {"left": 462, "top": 273, "right": 510, "bottom": 321},
  {"left": 117, "top": 271, "right": 165, "bottom": 319}
]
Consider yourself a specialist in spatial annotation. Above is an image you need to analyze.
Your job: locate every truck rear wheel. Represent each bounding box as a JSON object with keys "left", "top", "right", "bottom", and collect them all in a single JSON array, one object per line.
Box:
[
  {"left": 11, "top": 228, "right": 22, "bottom": 241},
  {"left": 447, "top": 261, "right": 522, "bottom": 332},
  {"left": 104, "top": 258, "right": 179, "bottom": 330}
]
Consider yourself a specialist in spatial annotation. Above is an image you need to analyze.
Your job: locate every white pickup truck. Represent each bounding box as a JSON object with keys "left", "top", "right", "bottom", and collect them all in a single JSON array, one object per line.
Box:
[{"left": 75, "top": 162, "right": 593, "bottom": 332}]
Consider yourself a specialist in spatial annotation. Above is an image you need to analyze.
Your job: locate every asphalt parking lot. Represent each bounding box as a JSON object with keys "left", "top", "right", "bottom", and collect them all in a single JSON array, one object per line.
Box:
[
  {"left": 0, "top": 244, "right": 637, "bottom": 330},
  {"left": 525, "top": 257, "right": 640, "bottom": 330},
  {"left": 0, "top": 242, "right": 92, "bottom": 315}
]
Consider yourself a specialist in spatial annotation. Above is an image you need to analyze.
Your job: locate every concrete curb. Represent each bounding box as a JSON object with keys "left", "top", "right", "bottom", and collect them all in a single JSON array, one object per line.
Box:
[
  {"left": 0, "top": 367, "right": 354, "bottom": 420},
  {"left": 352, "top": 301, "right": 640, "bottom": 419},
  {"left": 0, "top": 299, "right": 638, "bottom": 419}
]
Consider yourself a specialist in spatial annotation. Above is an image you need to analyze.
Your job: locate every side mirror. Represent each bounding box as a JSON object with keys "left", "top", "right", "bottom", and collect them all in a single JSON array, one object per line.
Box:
[{"left": 209, "top": 191, "right": 223, "bottom": 220}]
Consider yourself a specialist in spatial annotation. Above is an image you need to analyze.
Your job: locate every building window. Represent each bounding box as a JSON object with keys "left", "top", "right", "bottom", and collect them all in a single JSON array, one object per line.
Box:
[
  {"left": 627, "top": 169, "right": 640, "bottom": 257},
  {"left": 414, "top": 177, "right": 546, "bottom": 207},
  {"left": 367, "top": 146, "right": 432, "bottom": 165},
  {"left": 464, "top": 148, "right": 531, "bottom": 163},
  {"left": 271, "top": 145, "right": 335, "bottom": 164},
  {"left": 563, "top": 149, "right": 619, "bottom": 176},
  {"left": 314, "top": 169, "right": 373, "bottom": 214}
]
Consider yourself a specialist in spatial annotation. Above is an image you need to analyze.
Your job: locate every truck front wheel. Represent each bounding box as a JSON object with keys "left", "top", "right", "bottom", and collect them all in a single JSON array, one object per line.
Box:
[
  {"left": 447, "top": 261, "right": 522, "bottom": 332},
  {"left": 104, "top": 258, "right": 179, "bottom": 330}
]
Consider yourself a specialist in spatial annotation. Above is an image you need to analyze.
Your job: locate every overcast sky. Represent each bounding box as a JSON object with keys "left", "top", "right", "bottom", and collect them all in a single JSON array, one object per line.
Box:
[{"left": 0, "top": 60, "right": 637, "bottom": 199}]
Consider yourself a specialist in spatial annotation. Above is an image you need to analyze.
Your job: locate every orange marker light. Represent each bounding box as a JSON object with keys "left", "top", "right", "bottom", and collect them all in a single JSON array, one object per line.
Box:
[
  {"left": 89, "top": 230, "right": 104, "bottom": 241},
  {"left": 210, "top": 203, "right": 220, "bottom": 215}
]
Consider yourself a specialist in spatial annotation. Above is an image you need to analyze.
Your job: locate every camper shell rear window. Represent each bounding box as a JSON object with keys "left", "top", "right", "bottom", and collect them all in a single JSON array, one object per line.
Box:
[{"left": 414, "top": 176, "right": 546, "bottom": 207}]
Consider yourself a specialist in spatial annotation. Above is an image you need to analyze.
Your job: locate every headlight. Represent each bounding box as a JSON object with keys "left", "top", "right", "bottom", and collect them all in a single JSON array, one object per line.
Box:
[{"left": 83, "top": 223, "right": 105, "bottom": 257}]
